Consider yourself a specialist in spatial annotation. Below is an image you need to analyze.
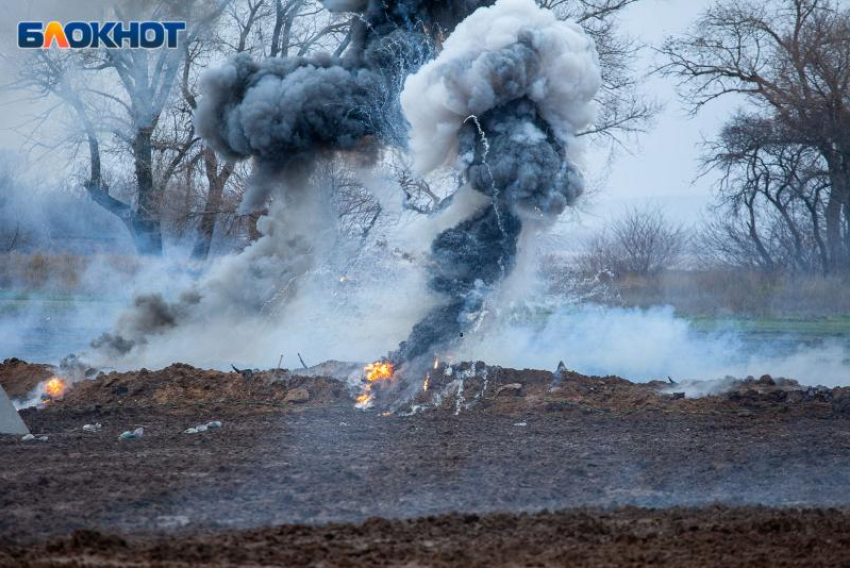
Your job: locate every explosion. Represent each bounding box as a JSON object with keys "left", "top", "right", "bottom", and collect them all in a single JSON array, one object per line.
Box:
[
  {"left": 356, "top": 361, "right": 395, "bottom": 409},
  {"left": 89, "top": 0, "right": 600, "bottom": 397},
  {"left": 42, "top": 377, "right": 67, "bottom": 403},
  {"left": 391, "top": 0, "right": 600, "bottom": 370}
]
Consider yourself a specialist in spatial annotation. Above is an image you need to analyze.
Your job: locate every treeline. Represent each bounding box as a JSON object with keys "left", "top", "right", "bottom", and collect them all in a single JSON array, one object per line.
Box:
[{"left": 661, "top": 0, "right": 850, "bottom": 275}]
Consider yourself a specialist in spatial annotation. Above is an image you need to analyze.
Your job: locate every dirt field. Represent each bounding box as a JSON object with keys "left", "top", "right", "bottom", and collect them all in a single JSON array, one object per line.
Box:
[{"left": 3, "top": 359, "right": 850, "bottom": 566}]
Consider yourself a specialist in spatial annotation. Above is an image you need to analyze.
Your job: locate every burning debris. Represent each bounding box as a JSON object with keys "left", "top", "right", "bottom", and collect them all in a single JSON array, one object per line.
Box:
[
  {"left": 355, "top": 361, "right": 395, "bottom": 409},
  {"left": 41, "top": 377, "right": 67, "bottom": 403}
]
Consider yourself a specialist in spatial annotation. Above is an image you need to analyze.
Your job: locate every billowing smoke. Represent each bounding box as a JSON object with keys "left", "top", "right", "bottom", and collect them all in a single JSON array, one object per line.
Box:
[
  {"left": 194, "top": 0, "right": 493, "bottom": 212},
  {"left": 391, "top": 0, "right": 601, "bottom": 368},
  {"left": 90, "top": 180, "right": 338, "bottom": 359},
  {"left": 93, "top": 0, "right": 496, "bottom": 360},
  {"left": 88, "top": 0, "right": 601, "bottom": 380}
]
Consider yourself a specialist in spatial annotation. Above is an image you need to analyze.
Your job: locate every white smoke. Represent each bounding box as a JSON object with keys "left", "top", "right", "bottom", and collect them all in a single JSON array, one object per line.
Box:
[
  {"left": 457, "top": 303, "right": 850, "bottom": 388},
  {"left": 401, "top": 0, "right": 601, "bottom": 174}
]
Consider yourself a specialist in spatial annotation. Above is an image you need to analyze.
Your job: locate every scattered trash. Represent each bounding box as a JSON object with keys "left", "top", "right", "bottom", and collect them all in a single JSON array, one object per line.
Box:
[
  {"left": 83, "top": 423, "right": 102, "bottom": 432},
  {"left": 514, "top": 422, "right": 528, "bottom": 427},
  {"left": 21, "top": 434, "right": 48, "bottom": 442},
  {"left": 119, "top": 427, "right": 144, "bottom": 440},
  {"left": 184, "top": 421, "right": 222, "bottom": 435}
]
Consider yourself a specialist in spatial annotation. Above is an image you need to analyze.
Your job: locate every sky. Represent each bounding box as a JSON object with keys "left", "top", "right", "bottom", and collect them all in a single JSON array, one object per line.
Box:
[
  {"left": 0, "top": 0, "right": 740, "bottom": 233},
  {"left": 580, "top": 0, "right": 739, "bottom": 231}
]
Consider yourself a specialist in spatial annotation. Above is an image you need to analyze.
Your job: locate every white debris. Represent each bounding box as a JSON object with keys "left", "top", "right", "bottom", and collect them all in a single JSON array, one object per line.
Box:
[
  {"left": 83, "top": 423, "right": 102, "bottom": 432},
  {"left": 119, "top": 427, "right": 144, "bottom": 440},
  {"left": 444, "top": 366, "right": 454, "bottom": 377},
  {"left": 21, "top": 434, "right": 35, "bottom": 442},
  {"left": 38, "top": 435, "right": 48, "bottom": 442},
  {"left": 514, "top": 422, "right": 528, "bottom": 427},
  {"left": 184, "top": 421, "right": 221, "bottom": 435}
]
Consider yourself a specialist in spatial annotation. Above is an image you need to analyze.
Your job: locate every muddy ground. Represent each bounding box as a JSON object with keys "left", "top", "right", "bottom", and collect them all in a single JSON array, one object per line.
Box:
[{"left": 3, "top": 359, "right": 850, "bottom": 566}]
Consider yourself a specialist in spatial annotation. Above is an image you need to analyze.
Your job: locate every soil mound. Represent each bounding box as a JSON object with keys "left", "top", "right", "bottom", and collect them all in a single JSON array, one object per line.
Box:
[
  {"left": 6, "top": 358, "right": 850, "bottom": 419},
  {"left": 55, "top": 363, "right": 349, "bottom": 414},
  {"left": 0, "top": 358, "right": 54, "bottom": 399},
  {"left": 409, "top": 362, "right": 850, "bottom": 419}
]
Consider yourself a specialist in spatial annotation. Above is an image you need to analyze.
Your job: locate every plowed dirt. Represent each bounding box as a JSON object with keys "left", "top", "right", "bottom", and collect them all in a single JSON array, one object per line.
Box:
[{"left": 2, "top": 359, "right": 850, "bottom": 566}]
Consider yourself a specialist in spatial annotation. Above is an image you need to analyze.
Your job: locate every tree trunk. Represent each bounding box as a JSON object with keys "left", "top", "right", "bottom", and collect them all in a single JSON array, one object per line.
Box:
[
  {"left": 745, "top": 196, "right": 775, "bottom": 272},
  {"left": 132, "top": 126, "right": 163, "bottom": 255},
  {"left": 192, "top": 149, "right": 234, "bottom": 260},
  {"left": 823, "top": 150, "right": 850, "bottom": 272}
]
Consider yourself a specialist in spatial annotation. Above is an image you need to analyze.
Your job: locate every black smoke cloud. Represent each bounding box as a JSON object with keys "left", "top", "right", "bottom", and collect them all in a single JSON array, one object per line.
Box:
[
  {"left": 194, "top": 0, "right": 493, "bottom": 212},
  {"left": 391, "top": 0, "right": 600, "bottom": 369}
]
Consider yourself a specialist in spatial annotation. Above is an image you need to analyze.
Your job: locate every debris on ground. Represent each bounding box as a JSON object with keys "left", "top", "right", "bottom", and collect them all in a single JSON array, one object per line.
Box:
[
  {"left": 83, "top": 423, "right": 102, "bottom": 432},
  {"left": 4, "top": 359, "right": 850, "bottom": 419},
  {"left": 21, "top": 434, "right": 48, "bottom": 442},
  {"left": 119, "top": 428, "right": 144, "bottom": 440},
  {"left": 185, "top": 421, "right": 223, "bottom": 434}
]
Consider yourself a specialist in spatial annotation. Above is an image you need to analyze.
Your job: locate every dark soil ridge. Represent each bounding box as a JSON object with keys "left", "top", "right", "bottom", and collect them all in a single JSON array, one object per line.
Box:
[
  {"left": 3, "top": 506, "right": 849, "bottom": 567},
  {"left": 3, "top": 358, "right": 849, "bottom": 419}
]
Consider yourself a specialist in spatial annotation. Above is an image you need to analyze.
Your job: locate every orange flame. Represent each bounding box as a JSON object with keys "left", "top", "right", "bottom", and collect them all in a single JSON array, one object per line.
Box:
[
  {"left": 44, "top": 377, "right": 67, "bottom": 400},
  {"left": 356, "top": 361, "right": 394, "bottom": 409},
  {"left": 364, "top": 362, "right": 393, "bottom": 383}
]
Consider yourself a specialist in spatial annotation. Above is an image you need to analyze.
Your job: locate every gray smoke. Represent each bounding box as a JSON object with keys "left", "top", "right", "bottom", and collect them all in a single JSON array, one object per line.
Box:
[
  {"left": 87, "top": 0, "right": 599, "bottom": 375},
  {"left": 194, "top": 0, "right": 493, "bottom": 212},
  {"left": 92, "top": 0, "right": 500, "bottom": 361},
  {"left": 391, "top": 0, "right": 600, "bottom": 371}
]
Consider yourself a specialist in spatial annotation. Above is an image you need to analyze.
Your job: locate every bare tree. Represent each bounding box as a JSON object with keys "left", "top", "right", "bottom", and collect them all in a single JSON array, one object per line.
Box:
[
  {"left": 660, "top": 0, "right": 850, "bottom": 271},
  {"left": 700, "top": 113, "right": 831, "bottom": 273},
  {"left": 579, "top": 207, "right": 687, "bottom": 276},
  {"left": 3, "top": 1, "right": 228, "bottom": 255}
]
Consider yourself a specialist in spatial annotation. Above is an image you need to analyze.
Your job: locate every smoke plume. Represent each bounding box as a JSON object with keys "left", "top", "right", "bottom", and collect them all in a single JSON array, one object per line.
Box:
[
  {"left": 391, "top": 0, "right": 601, "bottom": 369},
  {"left": 194, "top": 0, "right": 493, "bottom": 212},
  {"left": 92, "top": 0, "right": 498, "bottom": 362}
]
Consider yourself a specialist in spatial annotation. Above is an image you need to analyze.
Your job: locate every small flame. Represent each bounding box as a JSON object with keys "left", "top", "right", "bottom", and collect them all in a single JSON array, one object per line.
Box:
[
  {"left": 423, "top": 373, "right": 430, "bottom": 392},
  {"left": 364, "top": 362, "right": 393, "bottom": 383},
  {"left": 43, "top": 377, "right": 67, "bottom": 401},
  {"left": 356, "top": 361, "right": 394, "bottom": 409}
]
